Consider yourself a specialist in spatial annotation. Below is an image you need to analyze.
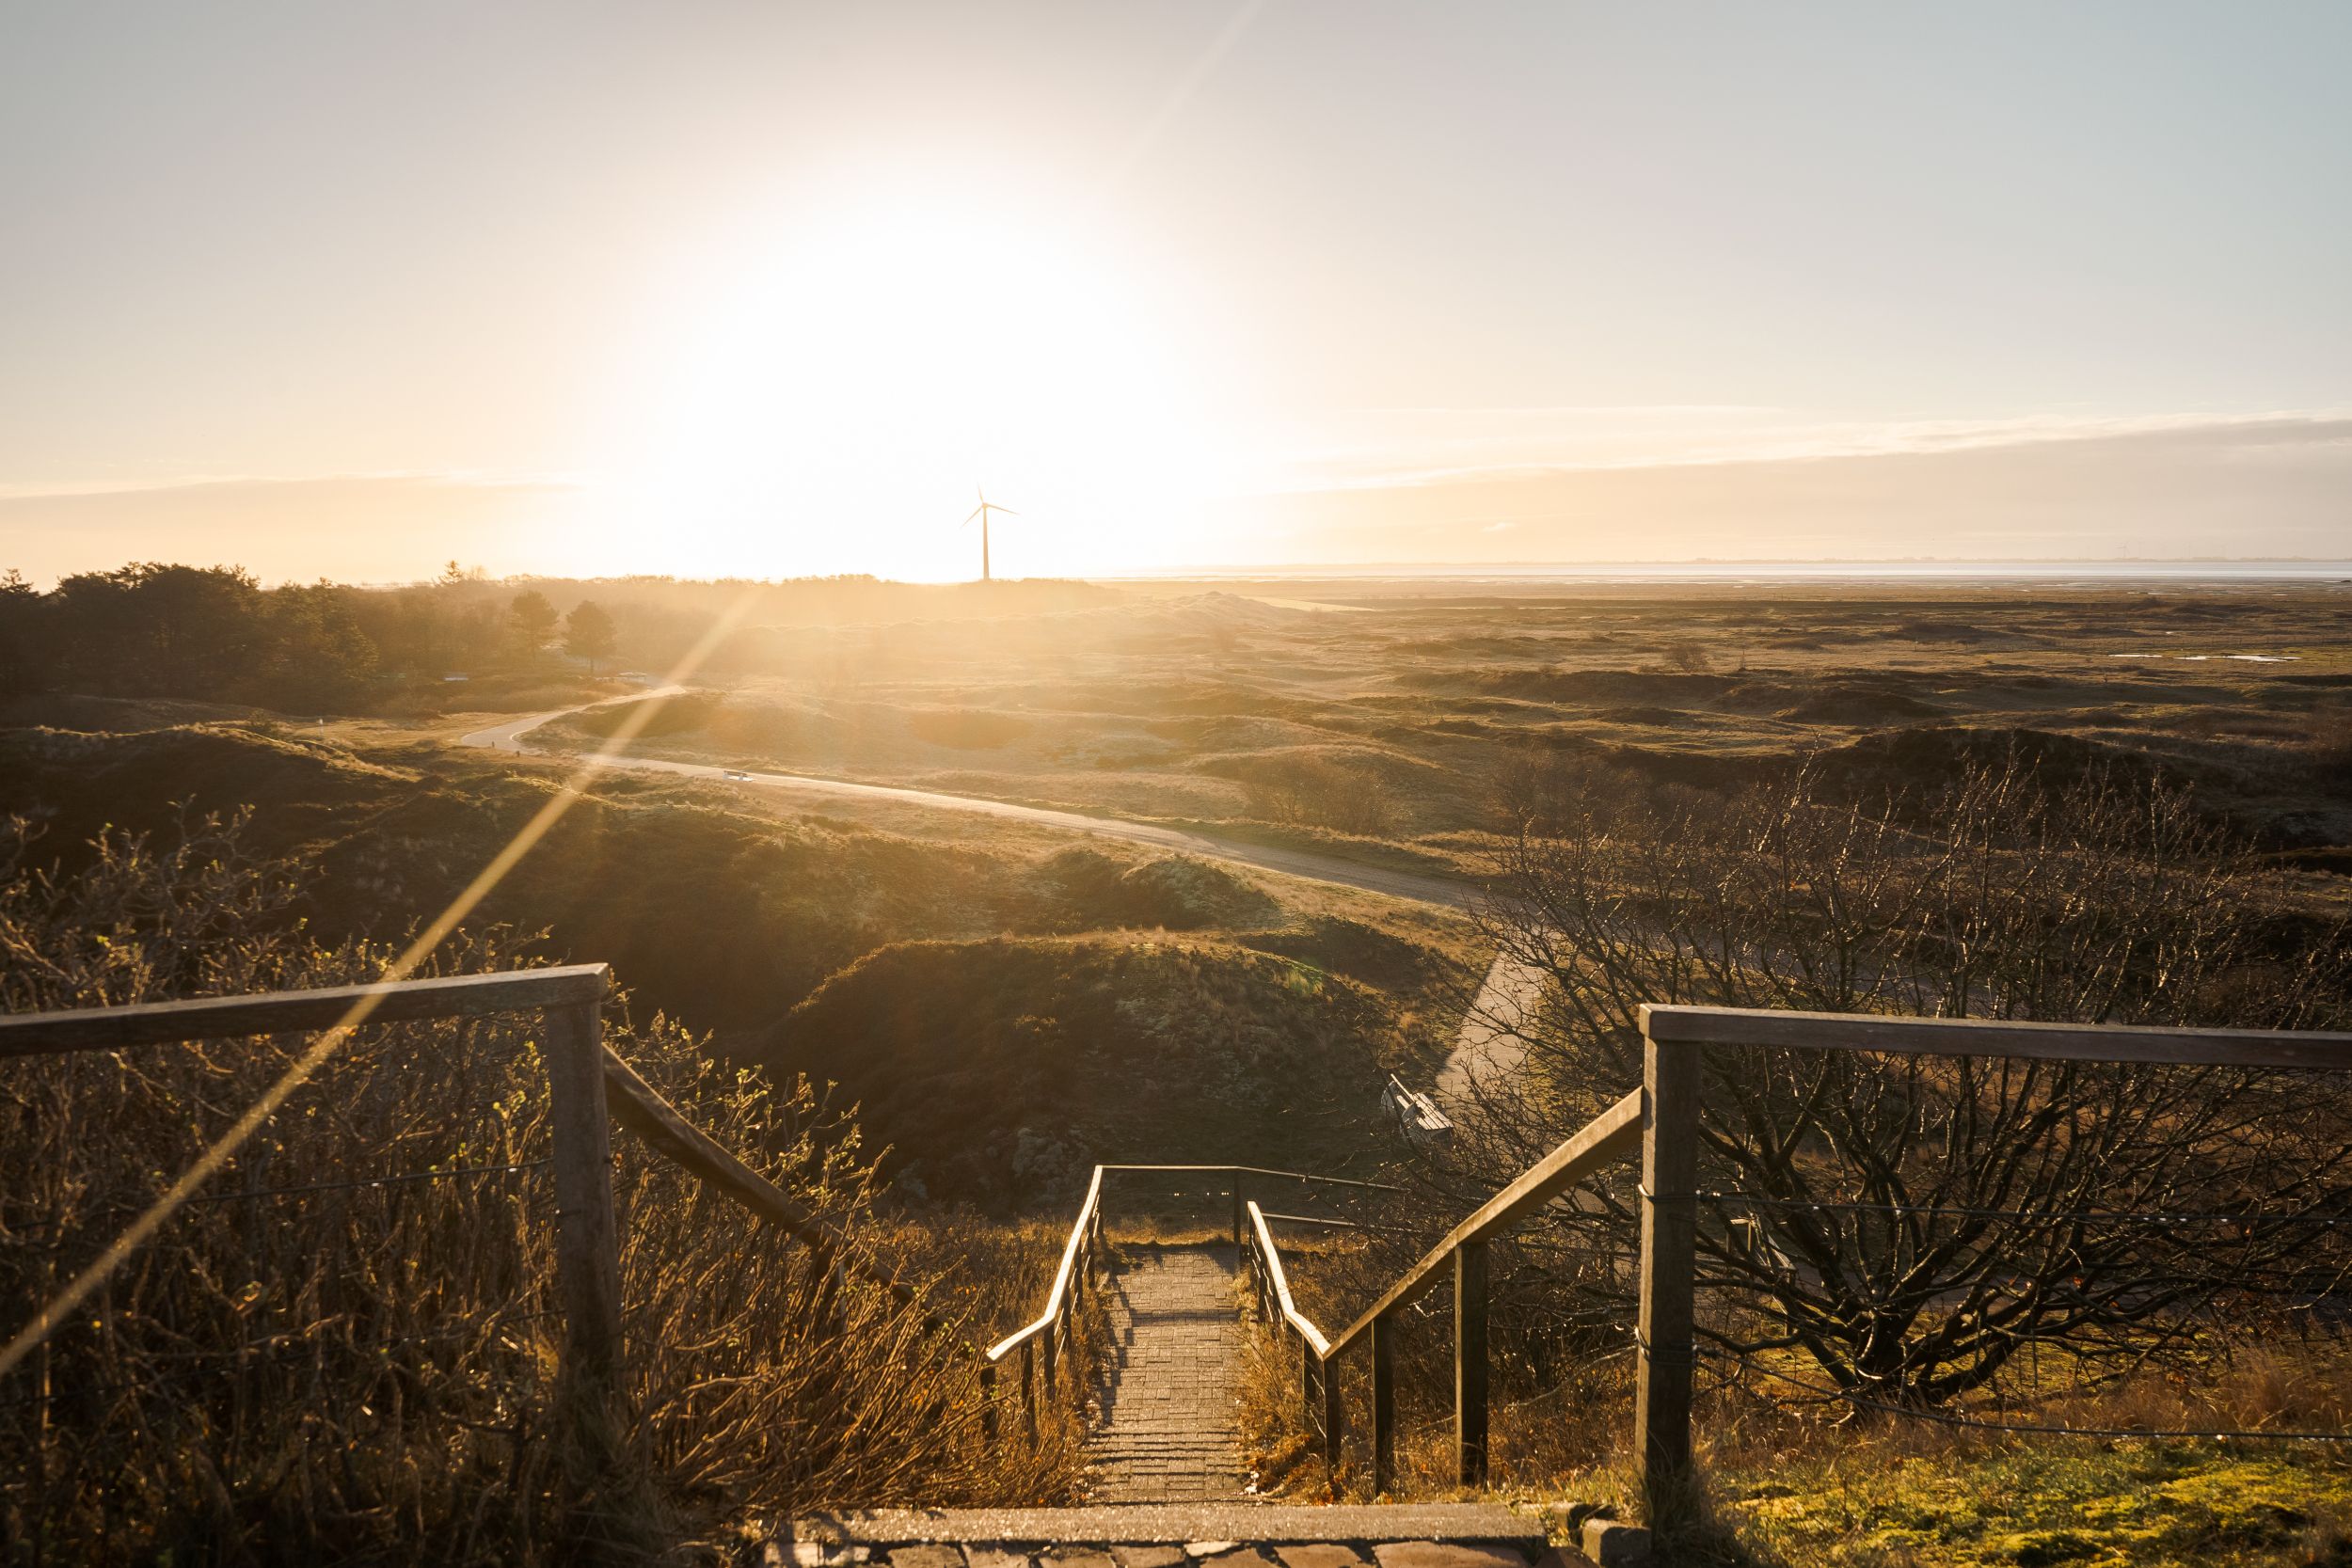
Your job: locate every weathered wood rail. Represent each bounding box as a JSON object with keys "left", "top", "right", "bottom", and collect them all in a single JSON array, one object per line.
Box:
[
  {"left": 0, "top": 965, "right": 937, "bottom": 1449},
  {"left": 1246, "top": 1005, "right": 2352, "bottom": 1523},
  {"left": 22, "top": 976, "right": 2349, "bottom": 1525},
  {"left": 985, "top": 1164, "right": 1397, "bottom": 1435}
]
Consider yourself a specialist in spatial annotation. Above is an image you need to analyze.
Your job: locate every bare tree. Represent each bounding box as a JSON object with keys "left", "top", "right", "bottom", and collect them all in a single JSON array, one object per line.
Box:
[{"left": 1428, "top": 753, "right": 2352, "bottom": 1408}]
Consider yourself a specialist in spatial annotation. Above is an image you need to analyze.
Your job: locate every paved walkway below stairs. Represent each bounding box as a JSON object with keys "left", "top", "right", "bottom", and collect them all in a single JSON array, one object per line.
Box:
[
  {"left": 1085, "top": 1244, "right": 1248, "bottom": 1502},
  {"left": 769, "top": 1503, "right": 1588, "bottom": 1568}
]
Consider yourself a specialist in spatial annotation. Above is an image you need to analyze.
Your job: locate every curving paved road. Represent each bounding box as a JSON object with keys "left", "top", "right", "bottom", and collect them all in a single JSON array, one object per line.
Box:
[
  {"left": 461, "top": 689, "right": 1479, "bottom": 909},
  {"left": 460, "top": 689, "right": 1535, "bottom": 1101}
]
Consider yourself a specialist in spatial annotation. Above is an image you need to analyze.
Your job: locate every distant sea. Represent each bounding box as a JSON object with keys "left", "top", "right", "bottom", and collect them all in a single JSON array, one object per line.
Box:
[{"left": 1126, "top": 561, "right": 2352, "bottom": 584}]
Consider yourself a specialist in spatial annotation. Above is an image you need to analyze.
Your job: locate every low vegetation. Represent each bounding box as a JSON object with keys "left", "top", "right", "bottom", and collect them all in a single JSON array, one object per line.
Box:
[
  {"left": 4, "top": 568, "right": 2350, "bottom": 1560},
  {"left": 1238, "top": 1258, "right": 2352, "bottom": 1564},
  {"left": 763, "top": 931, "right": 1446, "bottom": 1210},
  {"left": 0, "top": 816, "right": 1079, "bottom": 1560},
  {"left": 0, "top": 562, "right": 1116, "bottom": 715}
]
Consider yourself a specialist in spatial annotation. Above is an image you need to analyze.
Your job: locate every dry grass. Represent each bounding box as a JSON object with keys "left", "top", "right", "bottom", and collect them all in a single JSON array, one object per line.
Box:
[
  {"left": 504, "top": 583, "right": 2352, "bottom": 870},
  {"left": 762, "top": 933, "right": 1445, "bottom": 1212},
  {"left": 1235, "top": 1267, "right": 2352, "bottom": 1565},
  {"left": 2306, "top": 707, "right": 2352, "bottom": 781},
  {"left": 0, "top": 816, "right": 1080, "bottom": 1562},
  {"left": 1688, "top": 1351, "right": 2352, "bottom": 1568}
]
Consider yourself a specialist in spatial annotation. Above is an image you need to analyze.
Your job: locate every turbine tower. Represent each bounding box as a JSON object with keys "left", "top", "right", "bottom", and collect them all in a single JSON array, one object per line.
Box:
[{"left": 962, "top": 488, "right": 1019, "bottom": 582}]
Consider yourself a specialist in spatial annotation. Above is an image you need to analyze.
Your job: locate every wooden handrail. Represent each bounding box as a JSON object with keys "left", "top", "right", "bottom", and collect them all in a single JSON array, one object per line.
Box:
[
  {"left": 987, "top": 1163, "right": 1392, "bottom": 1363},
  {"left": 1228, "top": 1089, "right": 1644, "bottom": 1495},
  {"left": 1246, "top": 1200, "right": 1330, "bottom": 1357},
  {"left": 0, "top": 975, "right": 943, "bottom": 1316},
  {"left": 597, "top": 1047, "right": 946, "bottom": 1321},
  {"left": 1079, "top": 1010, "right": 2352, "bottom": 1514},
  {"left": 0, "top": 969, "right": 993, "bottom": 1441},
  {"left": 0, "top": 964, "right": 612, "bottom": 1057},
  {"left": 1640, "top": 1004, "right": 2352, "bottom": 1069},
  {"left": 981, "top": 1160, "right": 1382, "bottom": 1440},
  {"left": 1327, "top": 1086, "right": 1643, "bottom": 1356},
  {"left": 0, "top": 967, "right": 629, "bottom": 1475},
  {"left": 987, "top": 1165, "right": 1104, "bottom": 1362},
  {"left": 1629, "top": 1005, "right": 2352, "bottom": 1527}
]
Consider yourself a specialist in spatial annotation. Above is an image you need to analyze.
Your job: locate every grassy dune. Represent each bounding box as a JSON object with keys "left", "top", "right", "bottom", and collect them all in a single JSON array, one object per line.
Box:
[
  {"left": 7, "top": 580, "right": 2350, "bottom": 1556},
  {"left": 761, "top": 930, "right": 1449, "bottom": 1210},
  {"left": 0, "top": 716, "right": 1467, "bottom": 1173},
  {"left": 532, "top": 587, "right": 2352, "bottom": 860}
]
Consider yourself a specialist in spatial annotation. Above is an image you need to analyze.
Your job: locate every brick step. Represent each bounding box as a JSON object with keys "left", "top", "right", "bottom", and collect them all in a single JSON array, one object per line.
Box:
[
  {"left": 769, "top": 1503, "right": 1581, "bottom": 1568},
  {"left": 1091, "top": 1438, "right": 1251, "bottom": 1457},
  {"left": 1084, "top": 1246, "right": 1251, "bottom": 1502}
]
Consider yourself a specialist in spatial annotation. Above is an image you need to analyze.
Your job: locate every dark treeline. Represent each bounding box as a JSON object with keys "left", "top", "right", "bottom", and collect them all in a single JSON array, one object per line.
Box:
[{"left": 0, "top": 562, "right": 1115, "bottom": 712}]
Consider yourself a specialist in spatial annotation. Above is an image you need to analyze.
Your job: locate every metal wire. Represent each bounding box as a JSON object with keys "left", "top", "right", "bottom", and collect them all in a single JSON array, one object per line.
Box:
[
  {"left": 1693, "top": 1191, "right": 2349, "bottom": 1227},
  {"left": 1395, "top": 1345, "right": 1640, "bottom": 1439},
  {"left": 1707, "top": 1348, "right": 2352, "bottom": 1442},
  {"left": 2, "top": 1160, "right": 552, "bottom": 1233},
  {"left": 181, "top": 1158, "right": 552, "bottom": 1206}
]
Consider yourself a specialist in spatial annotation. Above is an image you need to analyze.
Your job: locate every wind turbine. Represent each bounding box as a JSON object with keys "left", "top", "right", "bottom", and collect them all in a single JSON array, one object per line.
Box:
[{"left": 962, "top": 488, "right": 1019, "bottom": 582}]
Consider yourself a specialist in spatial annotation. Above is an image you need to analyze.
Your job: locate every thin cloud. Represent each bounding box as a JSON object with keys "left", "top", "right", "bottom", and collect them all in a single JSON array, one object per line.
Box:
[
  {"left": 0, "top": 470, "right": 582, "bottom": 503},
  {"left": 1274, "top": 409, "right": 2352, "bottom": 494}
]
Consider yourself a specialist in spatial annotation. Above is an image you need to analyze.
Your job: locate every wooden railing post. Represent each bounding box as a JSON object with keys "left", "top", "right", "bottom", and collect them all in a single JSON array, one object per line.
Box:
[
  {"left": 1454, "top": 1239, "right": 1488, "bottom": 1485},
  {"left": 980, "top": 1361, "right": 998, "bottom": 1440},
  {"left": 546, "top": 996, "right": 624, "bottom": 1428},
  {"left": 1322, "top": 1348, "right": 1343, "bottom": 1484},
  {"left": 1300, "top": 1335, "right": 1318, "bottom": 1431},
  {"left": 1371, "top": 1309, "right": 1396, "bottom": 1497},
  {"left": 1636, "top": 1025, "right": 1701, "bottom": 1522},
  {"left": 1021, "top": 1339, "right": 1036, "bottom": 1436},
  {"left": 1062, "top": 1282, "right": 1083, "bottom": 1407},
  {"left": 1232, "top": 1177, "right": 1244, "bottom": 1249}
]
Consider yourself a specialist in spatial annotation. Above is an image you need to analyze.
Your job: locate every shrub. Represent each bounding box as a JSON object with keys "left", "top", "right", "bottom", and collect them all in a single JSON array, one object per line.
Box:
[
  {"left": 1243, "top": 757, "right": 1393, "bottom": 837},
  {"left": 1657, "top": 640, "right": 1716, "bottom": 673}
]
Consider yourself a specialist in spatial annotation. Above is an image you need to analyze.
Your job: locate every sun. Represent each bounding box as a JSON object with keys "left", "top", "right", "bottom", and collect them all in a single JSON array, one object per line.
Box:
[{"left": 604, "top": 181, "right": 1231, "bottom": 581}]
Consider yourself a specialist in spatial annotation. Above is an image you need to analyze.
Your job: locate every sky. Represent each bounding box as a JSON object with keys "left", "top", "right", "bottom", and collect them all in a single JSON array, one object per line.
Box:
[{"left": 2, "top": 1, "right": 2347, "bottom": 584}]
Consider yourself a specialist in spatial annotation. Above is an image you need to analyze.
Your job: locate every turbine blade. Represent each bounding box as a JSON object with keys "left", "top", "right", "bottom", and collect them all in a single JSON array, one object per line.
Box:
[
  {"left": 962, "top": 504, "right": 985, "bottom": 525},
  {"left": 993, "top": 506, "right": 1021, "bottom": 517}
]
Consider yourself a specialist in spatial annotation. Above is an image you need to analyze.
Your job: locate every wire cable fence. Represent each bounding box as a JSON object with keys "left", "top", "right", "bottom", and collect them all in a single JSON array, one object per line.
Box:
[
  {"left": 1689, "top": 1192, "right": 2352, "bottom": 1228},
  {"left": 1696, "top": 1344, "right": 2352, "bottom": 1443}
]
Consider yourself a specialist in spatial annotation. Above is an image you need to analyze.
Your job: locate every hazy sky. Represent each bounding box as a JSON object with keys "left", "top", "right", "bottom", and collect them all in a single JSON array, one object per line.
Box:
[{"left": 4, "top": 2, "right": 2347, "bottom": 582}]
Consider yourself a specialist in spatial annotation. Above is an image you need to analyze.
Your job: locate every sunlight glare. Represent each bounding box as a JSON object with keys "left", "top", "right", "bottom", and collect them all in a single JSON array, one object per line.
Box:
[{"left": 613, "top": 185, "right": 1231, "bottom": 580}]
